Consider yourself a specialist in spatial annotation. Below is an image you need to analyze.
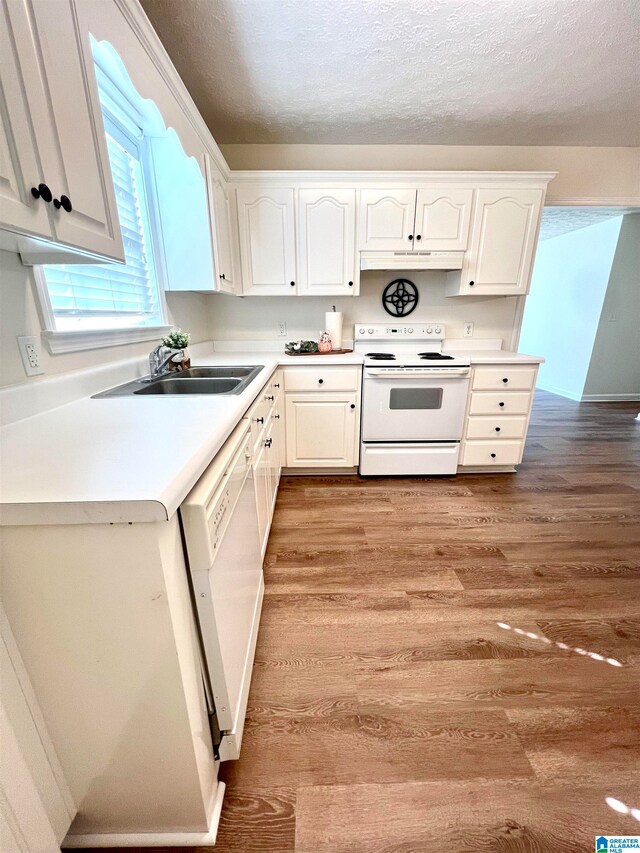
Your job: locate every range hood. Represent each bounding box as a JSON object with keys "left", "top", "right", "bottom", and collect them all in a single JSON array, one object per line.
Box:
[{"left": 360, "top": 250, "right": 464, "bottom": 271}]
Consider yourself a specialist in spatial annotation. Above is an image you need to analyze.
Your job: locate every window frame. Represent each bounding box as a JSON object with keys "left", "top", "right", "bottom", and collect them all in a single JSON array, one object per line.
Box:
[{"left": 35, "top": 64, "right": 172, "bottom": 355}]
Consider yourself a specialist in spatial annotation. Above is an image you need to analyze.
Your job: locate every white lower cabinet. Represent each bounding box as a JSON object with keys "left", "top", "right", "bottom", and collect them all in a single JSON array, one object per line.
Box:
[
  {"left": 459, "top": 362, "right": 539, "bottom": 470},
  {"left": 249, "top": 369, "right": 283, "bottom": 557},
  {"left": 285, "top": 393, "right": 358, "bottom": 467}
]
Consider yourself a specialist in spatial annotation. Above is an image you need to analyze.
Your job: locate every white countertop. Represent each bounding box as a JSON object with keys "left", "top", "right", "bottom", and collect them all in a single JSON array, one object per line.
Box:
[
  {"left": 446, "top": 349, "right": 544, "bottom": 365},
  {"left": 0, "top": 342, "right": 542, "bottom": 526}
]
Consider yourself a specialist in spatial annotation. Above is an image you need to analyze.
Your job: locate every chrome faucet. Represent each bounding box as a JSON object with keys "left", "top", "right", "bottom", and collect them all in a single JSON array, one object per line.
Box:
[{"left": 147, "top": 344, "right": 184, "bottom": 380}]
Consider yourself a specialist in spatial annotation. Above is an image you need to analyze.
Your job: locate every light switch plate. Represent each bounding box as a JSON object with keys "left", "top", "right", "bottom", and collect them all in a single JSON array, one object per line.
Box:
[
  {"left": 17, "top": 335, "right": 44, "bottom": 376},
  {"left": 463, "top": 322, "right": 474, "bottom": 338}
]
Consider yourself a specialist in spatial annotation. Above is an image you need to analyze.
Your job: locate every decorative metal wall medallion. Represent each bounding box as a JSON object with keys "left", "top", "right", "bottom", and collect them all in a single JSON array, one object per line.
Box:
[{"left": 382, "top": 279, "right": 419, "bottom": 317}]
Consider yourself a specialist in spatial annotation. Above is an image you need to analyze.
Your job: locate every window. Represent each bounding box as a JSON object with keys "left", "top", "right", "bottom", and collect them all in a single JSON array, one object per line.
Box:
[{"left": 39, "top": 59, "right": 167, "bottom": 344}]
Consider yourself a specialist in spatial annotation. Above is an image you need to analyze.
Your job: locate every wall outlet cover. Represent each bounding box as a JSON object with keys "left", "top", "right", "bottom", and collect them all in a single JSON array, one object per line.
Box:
[
  {"left": 278, "top": 321, "right": 287, "bottom": 337},
  {"left": 17, "top": 335, "right": 44, "bottom": 376},
  {"left": 463, "top": 322, "right": 474, "bottom": 337}
]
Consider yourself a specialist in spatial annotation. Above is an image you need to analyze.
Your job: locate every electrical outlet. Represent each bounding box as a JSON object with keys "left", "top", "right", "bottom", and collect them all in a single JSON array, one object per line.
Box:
[
  {"left": 277, "top": 321, "right": 287, "bottom": 337},
  {"left": 17, "top": 335, "right": 44, "bottom": 376},
  {"left": 463, "top": 322, "right": 474, "bottom": 338}
]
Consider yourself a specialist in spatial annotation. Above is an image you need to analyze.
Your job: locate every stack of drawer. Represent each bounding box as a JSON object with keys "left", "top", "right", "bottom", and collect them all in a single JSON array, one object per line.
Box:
[
  {"left": 460, "top": 364, "right": 538, "bottom": 467},
  {"left": 246, "top": 368, "right": 283, "bottom": 456}
]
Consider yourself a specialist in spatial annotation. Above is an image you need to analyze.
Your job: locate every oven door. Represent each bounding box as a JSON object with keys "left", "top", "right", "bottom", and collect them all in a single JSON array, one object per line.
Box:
[{"left": 362, "top": 367, "right": 470, "bottom": 441}]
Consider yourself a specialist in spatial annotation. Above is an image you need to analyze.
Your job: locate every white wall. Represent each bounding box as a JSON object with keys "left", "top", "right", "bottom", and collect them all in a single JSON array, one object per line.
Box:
[
  {"left": 518, "top": 216, "right": 624, "bottom": 400},
  {"left": 0, "top": 251, "right": 212, "bottom": 389},
  {"left": 208, "top": 271, "right": 519, "bottom": 346},
  {"left": 583, "top": 214, "right": 640, "bottom": 399},
  {"left": 221, "top": 145, "right": 640, "bottom": 203}
]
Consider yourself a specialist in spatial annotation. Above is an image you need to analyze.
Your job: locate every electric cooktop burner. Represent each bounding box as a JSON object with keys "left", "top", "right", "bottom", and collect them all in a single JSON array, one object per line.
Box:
[
  {"left": 366, "top": 352, "right": 396, "bottom": 360},
  {"left": 418, "top": 352, "right": 454, "bottom": 360}
]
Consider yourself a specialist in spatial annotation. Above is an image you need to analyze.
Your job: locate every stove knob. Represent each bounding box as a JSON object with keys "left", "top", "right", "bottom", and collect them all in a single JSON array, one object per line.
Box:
[
  {"left": 426, "top": 327, "right": 433, "bottom": 334},
  {"left": 368, "top": 328, "right": 374, "bottom": 334},
  {"left": 358, "top": 328, "right": 365, "bottom": 334},
  {"left": 435, "top": 326, "right": 441, "bottom": 334},
  {"left": 407, "top": 327, "right": 414, "bottom": 334}
]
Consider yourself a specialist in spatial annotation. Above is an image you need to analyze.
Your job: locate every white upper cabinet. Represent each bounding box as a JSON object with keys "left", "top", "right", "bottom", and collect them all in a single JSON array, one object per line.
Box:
[
  {"left": 358, "top": 189, "right": 416, "bottom": 251},
  {"left": 297, "top": 188, "right": 358, "bottom": 296},
  {"left": 236, "top": 185, "right": 297, "bottom": 295},
  {"left": 447, "top": 188, "right": 544, "bottom": 296},
  {"left": 0, "top": 3, "right": 51, "bottom": 240},
  {"left": 0, "top": 0, "right": 124, "bottom": 263},
  {"left": 207, "top": 159, "right": 237, "bottom": 294},
  {"left": 414, "top": 188, "right": 473, "bottom": 250}
]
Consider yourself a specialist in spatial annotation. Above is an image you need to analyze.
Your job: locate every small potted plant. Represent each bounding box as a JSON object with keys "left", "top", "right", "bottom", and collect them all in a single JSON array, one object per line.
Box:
[{"left": 162, "top": 328, "right": 191, "bottom": 370}]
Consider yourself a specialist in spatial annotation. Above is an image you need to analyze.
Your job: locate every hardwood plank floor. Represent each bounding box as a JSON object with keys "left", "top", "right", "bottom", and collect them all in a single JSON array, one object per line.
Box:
[{"left": 80, "top": 391, "right": 640, "bottom": 852}]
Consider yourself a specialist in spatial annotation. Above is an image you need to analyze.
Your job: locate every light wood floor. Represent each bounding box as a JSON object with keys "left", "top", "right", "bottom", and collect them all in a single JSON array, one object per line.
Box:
[{"left": 92, "top": 391, "right": 640, "bottom": 852}]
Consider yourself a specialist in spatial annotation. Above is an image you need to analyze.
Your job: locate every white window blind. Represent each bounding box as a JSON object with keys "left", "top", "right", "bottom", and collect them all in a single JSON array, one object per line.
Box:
[{"left": 42, "top": 114, "right": 164, "bottom": 332}]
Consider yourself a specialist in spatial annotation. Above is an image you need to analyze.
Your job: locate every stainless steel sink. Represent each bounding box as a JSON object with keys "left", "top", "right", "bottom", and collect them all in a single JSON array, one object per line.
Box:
[
  {"left": 135, "top": 377, "right": 242, "bottom": 395},
  {"left": 93, "top": 365, "right": 263, "bottom": 398}
]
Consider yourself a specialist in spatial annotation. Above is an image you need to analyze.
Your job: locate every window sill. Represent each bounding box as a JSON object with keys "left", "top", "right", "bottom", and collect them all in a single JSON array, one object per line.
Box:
[{"left": 42, "top": 325, "right": 173, "bottom": 355}]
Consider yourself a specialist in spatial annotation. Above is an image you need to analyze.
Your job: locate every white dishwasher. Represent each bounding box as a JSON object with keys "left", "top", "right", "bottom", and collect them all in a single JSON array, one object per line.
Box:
[{"left": 180, "top": 420, "right": 264, "bottom": 761}]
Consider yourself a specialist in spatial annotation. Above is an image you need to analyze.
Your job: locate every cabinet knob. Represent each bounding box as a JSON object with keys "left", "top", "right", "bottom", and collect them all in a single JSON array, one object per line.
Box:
[
  {"left": 31, "top": 183, "right": 52, "bottom": 203},
  {"left": 274, "top": 414, "right": 280, "bottom": 419},
  {"left": 219, "top": 273, "right": 226, "bottom": 280},
  {"left": 491, "top": 453, "right": 496, "bottom": 458},
  {"left": 265, "top": 395, "right": 274, "bottom": 401},
  {"left": 469, "top": 280, "right": 475, "bottom": 287},
  {"left": 502, "top": 377, "right": 509, "bottom": 384},
  {"left": 53, "top": 194, "right": 72, "bottom": 212},
  {"left": 499, "top": 402, "right": 505, "bottom": 407},
  {"left": 256, "top": 417, "right": 264, "bottom": 424},
  {"left": 495, "top": 427, "right": 501, "bottom": 432},
  {"left": 265, "top": 438, "right": 272, "bottom": 448},
  {"left": 350, "top": 403, "right": 356, "bottom": 409},
  {"left": 408, "top": 234, "right": 413, "bottom": 241},
  {"left": 348, "top": 281, "right": 353, "bottom": 287},
  {"left": 318, "top": 378, "right": 324, "bottom": 384},
  {"left": 274, "top": 383, "right": 280, "bottom": 388},
  {"left": 416, "top": 234, "right": 422, "bottom": 241},
  {"left": 290, "top": 281, "right": 295, "bottom": 287}
]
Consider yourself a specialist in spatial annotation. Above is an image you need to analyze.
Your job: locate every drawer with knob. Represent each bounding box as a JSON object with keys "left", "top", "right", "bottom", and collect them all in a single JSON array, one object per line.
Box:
[
  {"left": 469, "top": 391, "right": 532, "bottom": 416},
  {"left": 472, "top": 366, "right": 537, "bottom": 392},
  {"left": 283, "top": 365, "right": 360, "bottom": 392},
  {"left": 460, "top": 440, "right": 524, "bottom": 467},
  {"left": 466, "top": 415, "right": 528, "bottom": 440}
]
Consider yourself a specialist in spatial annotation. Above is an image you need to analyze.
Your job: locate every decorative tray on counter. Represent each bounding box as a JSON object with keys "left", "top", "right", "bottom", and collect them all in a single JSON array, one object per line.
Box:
[{"left": 285, "top": 348, "right": 354, "bottom": 357}]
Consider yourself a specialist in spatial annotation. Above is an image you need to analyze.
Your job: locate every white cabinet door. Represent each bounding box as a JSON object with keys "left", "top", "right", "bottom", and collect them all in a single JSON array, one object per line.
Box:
[
  {"left": 285, "top": 393, "right": 357, "bottom": 467},
  {"left": 253, "top": 438, "right": 271, "bottom": 557},
  {"left": 358, "top": 189, "right": 417, "bottom": 251},
  {"left": 0, "top": 2, "right": 52, "bottom": 240},
  {"left": 207, "top": 160, "right": 236, "bottom": 294},
  {"left": 297, "top": 188, "right": 358, "bottom": 295},
  {"left": 453, "top": 188, "right": 544, "bottom": 296},
  {"left": 27, "top": 0, "right": 123, "bottom": 261},
  {"left": 236, "top": 185, "right": 296, "bottom": 295},
  {"left": 414, "top": 188, "right": 473, "bottom": 250}
]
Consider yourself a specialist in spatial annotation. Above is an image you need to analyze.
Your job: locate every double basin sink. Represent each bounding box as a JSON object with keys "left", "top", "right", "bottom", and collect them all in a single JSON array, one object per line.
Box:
[{"left": 93, "top": 365, "right": 263, "bottom": 398}]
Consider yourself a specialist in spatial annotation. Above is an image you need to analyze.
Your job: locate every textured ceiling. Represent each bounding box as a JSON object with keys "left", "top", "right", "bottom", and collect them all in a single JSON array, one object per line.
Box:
[
  {"left": 140, "top": 0, "right": 640, "bottom": 145},
  {"left": 538, "top": 207, "right": 633, "bottom": 241}
]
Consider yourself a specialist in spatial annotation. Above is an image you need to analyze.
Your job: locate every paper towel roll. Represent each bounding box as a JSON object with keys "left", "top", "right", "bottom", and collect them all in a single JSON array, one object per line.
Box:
[{"left": 325, "top": 311, "right": 343, "bottom": 350}]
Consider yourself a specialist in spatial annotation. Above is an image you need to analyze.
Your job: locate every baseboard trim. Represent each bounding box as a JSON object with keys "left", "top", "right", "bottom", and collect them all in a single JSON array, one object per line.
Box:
[
  {"left": 536, "top": 382, "right": 583, "bottom": 401},
  {"left": 580, "top": 393, "right": 640, "bottom": 402},
  {"left": 62, "top": 782, "right": 225, "bottom": 848}
]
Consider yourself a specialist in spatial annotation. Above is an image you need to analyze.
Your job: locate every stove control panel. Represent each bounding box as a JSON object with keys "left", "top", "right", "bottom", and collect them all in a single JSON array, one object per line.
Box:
[{"left": 354, "top": 323, "right": 445, "bottom": 340}]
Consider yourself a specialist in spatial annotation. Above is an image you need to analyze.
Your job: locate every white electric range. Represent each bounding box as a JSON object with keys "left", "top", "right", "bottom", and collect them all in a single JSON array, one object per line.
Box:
[{"left": 355, "top": 323, "right": 471, "bottom": 476}]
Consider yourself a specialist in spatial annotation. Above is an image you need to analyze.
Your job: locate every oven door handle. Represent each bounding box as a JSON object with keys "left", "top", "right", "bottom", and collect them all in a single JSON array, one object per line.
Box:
[{"left": 365, "top": 368, "right": 470, "bottom": 378}]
